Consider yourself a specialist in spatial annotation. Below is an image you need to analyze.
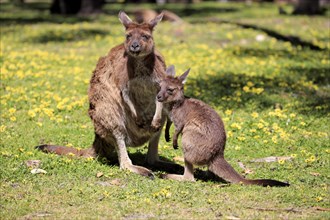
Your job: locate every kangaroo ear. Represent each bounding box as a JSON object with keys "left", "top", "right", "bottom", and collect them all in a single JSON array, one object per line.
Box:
[
  {"left": 166, "top": 65, "right": 175, "bottom": 77},
  {"left": 179, "top": 68, "right": 190, "bottom": 84},
  {"left": 118, "top": 11, "right": 132, "bottom": 29},
  {"left": 149, "top": 12, "right": 163, "bottom": 30}
]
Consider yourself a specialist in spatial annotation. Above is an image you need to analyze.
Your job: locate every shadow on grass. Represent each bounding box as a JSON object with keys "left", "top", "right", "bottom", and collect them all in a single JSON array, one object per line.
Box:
[
  {"left": 185, "top": 66, "right": 330, "bottom": 115},
  {"left": 0, "top": 2, "right": 92, "bottom": 25},
  {"left": 152, "top": 5, "right": 239, "bottom": 18},
  {"left": 127, "top": 151, "right": 226, "bottom": 182},
  {"left": 0, "top": 2, "right": 239, "bottom": 25},
  {"left": 29, "top": 28, "right": 109, "bottom": 43},
  {"left": 232, "top": 48, "right": 318, "bottom": 62},
  {"left": 191, "top": 18, "right": 324, "bottom": 51},
  {"left": 224, "top": 20, "right": 324, "bottom": 51},
  {"left": 0, "top": 16, "right": 92, "bottom": 25}
]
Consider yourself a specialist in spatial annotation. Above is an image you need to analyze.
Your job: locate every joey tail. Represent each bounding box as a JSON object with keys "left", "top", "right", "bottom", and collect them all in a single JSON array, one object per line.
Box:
[
  {"left": 208, "top": 156, "right": 289, "bottom": 187},
  {"left": 36, "top": 144, "right": 96, "bottom": 158}
]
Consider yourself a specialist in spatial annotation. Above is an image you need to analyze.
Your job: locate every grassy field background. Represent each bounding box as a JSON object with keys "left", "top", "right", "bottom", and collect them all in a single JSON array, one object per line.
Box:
[{"left": 1, "top": 1, "right": 329, "bottom": 219}]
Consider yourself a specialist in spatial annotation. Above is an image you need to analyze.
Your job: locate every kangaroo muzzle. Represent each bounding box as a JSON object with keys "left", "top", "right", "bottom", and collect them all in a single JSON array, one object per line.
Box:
[{"left": 130, "top": 41, "right": 141, "bottom": 52}]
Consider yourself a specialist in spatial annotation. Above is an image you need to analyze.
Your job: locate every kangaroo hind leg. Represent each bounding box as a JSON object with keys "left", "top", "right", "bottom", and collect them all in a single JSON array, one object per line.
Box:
[
  {"left": 114, "top": 135, "right": 155, "bottom": 179},
  {"left": 162, "top": 159, "right": 195, "bottom": 182}
]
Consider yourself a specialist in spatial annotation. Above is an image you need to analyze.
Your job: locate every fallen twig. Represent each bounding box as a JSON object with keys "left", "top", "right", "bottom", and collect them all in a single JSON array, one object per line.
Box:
[{"left": 246, "top": 206, "right": 302, "bottom": 213}]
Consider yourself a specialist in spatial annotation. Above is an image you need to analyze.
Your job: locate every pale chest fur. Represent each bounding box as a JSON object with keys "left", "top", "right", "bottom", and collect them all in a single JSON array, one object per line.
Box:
[{"left": 128, "top": 74, "right": 159, "bottom": 121}]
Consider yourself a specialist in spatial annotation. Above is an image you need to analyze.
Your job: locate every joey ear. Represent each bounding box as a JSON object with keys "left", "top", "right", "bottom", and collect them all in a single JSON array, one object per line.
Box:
[
  {"left": 166, "top": 65, "right": 176, "bottom": 77},
  {"left": 178, "top": 68, "right": 190, "bottom": 84},
  {"left": 149, "top": 12, "right": 164, "bottom": 30},
  {"left": 118, "top": 11, "right": 132, "bottom": 29}
]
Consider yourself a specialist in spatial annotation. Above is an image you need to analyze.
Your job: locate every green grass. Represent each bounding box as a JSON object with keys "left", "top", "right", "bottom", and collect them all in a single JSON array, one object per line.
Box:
[{"left": 1, "top": 1, "right": 329, "bottom": 219}]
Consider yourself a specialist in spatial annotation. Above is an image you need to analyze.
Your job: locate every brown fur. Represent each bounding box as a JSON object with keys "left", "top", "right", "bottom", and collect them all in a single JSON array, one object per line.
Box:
[
  {"left": 155, "top": 66, "right": 289, "bottom": 187},
  {"left": 36, "top": 11, "right": 170, "bottom": 178}
]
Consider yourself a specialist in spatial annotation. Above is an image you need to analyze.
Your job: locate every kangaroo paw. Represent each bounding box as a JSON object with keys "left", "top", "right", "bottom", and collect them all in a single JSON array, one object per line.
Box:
[
  {"left": 150, "top": 119, "right": 162, "bottom": 132},
  {"left": 165, "top": 135, "right": 171, "bottom": 142},
  {"left": 135, "top": 117, "right": 145, "bottom": 128}
]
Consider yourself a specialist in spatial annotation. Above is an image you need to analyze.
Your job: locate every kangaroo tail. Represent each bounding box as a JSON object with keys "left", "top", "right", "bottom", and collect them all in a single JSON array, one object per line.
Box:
[
  {"left": 208, "top": 156, "right": 289, "bottom": 187},
  {"left": 36, "top": 144, "right": 96, "bottom": 158}
]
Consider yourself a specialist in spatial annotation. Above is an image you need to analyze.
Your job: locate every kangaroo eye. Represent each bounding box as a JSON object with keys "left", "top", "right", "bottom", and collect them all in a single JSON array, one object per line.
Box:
[
  {"left": 142, "top": 35, "right": 150, "bottom": 40},
  {"left": 126, "top": 34, "right": 132, "bottom": 40}
]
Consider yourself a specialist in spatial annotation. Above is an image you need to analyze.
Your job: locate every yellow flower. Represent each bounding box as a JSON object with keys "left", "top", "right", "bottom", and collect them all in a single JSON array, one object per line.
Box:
[
  {"left": 28, "top": 110, "right": 36, "bottom": 118},
  {"left": 272, "top": 136, "right": 278, "bottom": 144},
  {"left": 305, "top": 155, "right": 316, "bottom": 163},
  {"left": 86, "top": 156, "right": 94, "bottom": 161},
  {"left": 8, "top": 108, "right": 16, "bottom": 115},
  {"left": 43, "top": 108, "right": 54, "bottom": 118},
  {"left": 243, "top": 86, "right": 250, "bottom": 92},
  {"left": 10, "top": 116, "right": 16, "bottom": 121},
  {"left": 230, "top": 123, "right": 242, "bottom": 130},
  {"left": 247, "top": 81, "right": 254, "bottom": 87},
  {"left": 289, "top": 113, "right": 296, "bottom": 118},
  {"left": 225, "top": 109, "right": 233, "bottom": 115},
  {"left": 315, "top": 197, "right": 323, "bottom": 202},
  {"left": 290, "top": 154, "right": 297, "bottom": 158},
  {"left": 251, "top": 87, "right": 264, "bottom": 94},
  {"left": 237, "top": 136, "right": 246, "bottom": 141},
  {"left": 251, "top": 112, "right": 259, "bottom": 118},
  {"left": 0, "top": 125, "right": 6, "bottom": 132},
  {"left": 257, "top": 123, "right": 264, "bottom": 129}
]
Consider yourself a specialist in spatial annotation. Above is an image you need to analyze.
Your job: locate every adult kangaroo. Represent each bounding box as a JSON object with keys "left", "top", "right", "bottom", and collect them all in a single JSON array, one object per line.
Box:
[
  {"left": 37, "top": 11, "right": 168, "bottom": 178},
  {"left": 155, "top": 66, "right": 289, "bottom": 187}
]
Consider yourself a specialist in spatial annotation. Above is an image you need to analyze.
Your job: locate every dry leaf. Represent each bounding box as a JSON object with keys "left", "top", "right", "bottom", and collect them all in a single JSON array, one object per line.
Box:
[
  {"left": 34, "top": 212, "right": 52, "bottom": 217},
  {"left": 173, "top": 156, "right": 184, "bottom": 162},
  {"left": 314, "top": 206, "right": 330, "bottom": 211},
  {"left": 31, "top": 168, "right": 47, "bottom": 174},
  {"left": 96, "top": 172, "right": 104, "bottom": 178},
  {"left": 250, "top": 156, "right": 292, "bottom": 163},
  {"left": 238, "top": 161, "right": 253, "bottom": 174},
  {"left": 310, "top": 172, "right": 321, "bottom": 176},
  {"left": 25, "top": 160, "right": 41, "bottom": 168},
  {"left": 225, "top": 216, "right": 240, "bottom": 220},
  {"left": 95, "top": 181, "right": 112, "bottom": 187},
  {"left": 110, "top": 179, "right": 122, "bottom": 186}
]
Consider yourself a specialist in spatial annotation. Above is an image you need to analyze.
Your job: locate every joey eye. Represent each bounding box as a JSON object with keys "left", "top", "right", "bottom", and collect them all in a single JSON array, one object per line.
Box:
[{"left": 166, "top": 88, "right": 174, "bottom": 95}]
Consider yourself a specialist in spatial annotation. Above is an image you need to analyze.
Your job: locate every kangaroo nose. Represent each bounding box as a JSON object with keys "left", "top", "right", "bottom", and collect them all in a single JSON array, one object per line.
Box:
[{"left": 130, "top": 42, "right": 140, "bottom": 51}]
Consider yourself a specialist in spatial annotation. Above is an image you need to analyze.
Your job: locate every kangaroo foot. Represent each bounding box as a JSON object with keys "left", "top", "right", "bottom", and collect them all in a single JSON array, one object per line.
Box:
[
  {"left": 123, "top": 164, "right": 155, "bottom": 179},
  {"left": 161, "top": 173, "right": 195, "bottom": 182}
]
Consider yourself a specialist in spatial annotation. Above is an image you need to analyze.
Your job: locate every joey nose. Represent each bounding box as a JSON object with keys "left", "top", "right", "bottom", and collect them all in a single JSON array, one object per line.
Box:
[{"left": 157, "top": 94, "right": 163, "bottom": 102}]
